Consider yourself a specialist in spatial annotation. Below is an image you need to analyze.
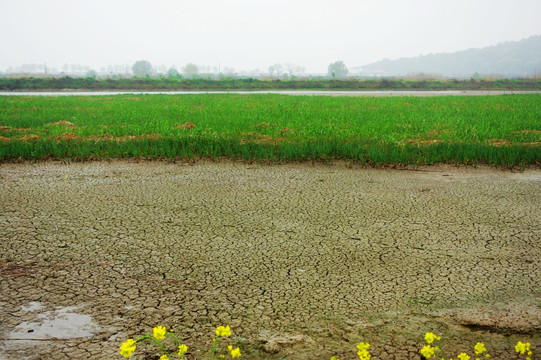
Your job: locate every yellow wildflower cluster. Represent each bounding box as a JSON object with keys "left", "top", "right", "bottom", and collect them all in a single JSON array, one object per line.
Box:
[
  {"left": 153, "top": 325, "right": 167, "bottom": 340},
  {"left": 516, "top": 341, "right": 533, "bottom": 360},
  {"left": 228, "top": 345, "right": 242, "bottom": 358},
  {"left": 425, "top": 332, "right": 441, "bottom": 344},
  {"left": 419, "top": 334, "right": 496, "bottom": 360},
  {"left": 119, "top": 326, "right": 535, "bottom": 360},
  {"left": 420, "top": 332, "right": 441, "bottom": 359},
  {"left": 118, "top": 325, "right": 188, "bottom": 359},
  {"left": 119, "top": 339, "right": 137, "bottom": 358},
  {"left": 356, "top": 342, "right": 371, "bottom": 360},
  {"left": 210, "top": 325, "right": 241, "bottom": 359},
  {"left": 417, "top": 334, "right": 534, "bottom": 360},
  {"left": 216, "top": 325, "right": 232, "bottom": 337},
  {"left": 329, "top": 335, "right": 534, "bottom": 360},
  {"left": 516, "top": 341, "right": 531, "bottom": 354},
  {"left": 474, "top": 342, "right": 490, "bottom": 360},
  {"left": 421, "top": 344, "right": 436, "bottom": 358},
  {"left": 178, "top": 344, "right": 188, "bottom": 356}
]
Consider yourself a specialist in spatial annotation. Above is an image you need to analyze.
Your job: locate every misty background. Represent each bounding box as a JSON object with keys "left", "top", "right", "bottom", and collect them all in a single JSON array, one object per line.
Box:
[{"left": 2, "top": 0, "right": 541, "bottom": 78}]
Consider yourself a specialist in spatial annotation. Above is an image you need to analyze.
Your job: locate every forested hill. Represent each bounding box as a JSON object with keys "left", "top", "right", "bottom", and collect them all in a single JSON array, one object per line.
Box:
[{"left": 360, "top": 35, "right": 541, "bottom": 77}]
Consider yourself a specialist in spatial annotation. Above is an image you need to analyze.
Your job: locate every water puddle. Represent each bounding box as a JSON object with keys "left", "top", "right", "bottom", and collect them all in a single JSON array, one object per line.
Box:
[{"left": 3, "top": 302, "right": 100, "bottom": 348}]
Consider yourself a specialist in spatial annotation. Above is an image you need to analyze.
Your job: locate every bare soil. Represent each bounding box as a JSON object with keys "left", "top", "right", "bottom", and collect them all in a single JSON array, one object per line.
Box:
[{"left": 0, "top": 161, "right": 540, "bottom": 359}]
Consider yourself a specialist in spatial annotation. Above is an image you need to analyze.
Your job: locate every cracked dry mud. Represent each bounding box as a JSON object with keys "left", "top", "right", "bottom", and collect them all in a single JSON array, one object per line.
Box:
[{"left": 0, "top": 161, "right": 540, "bottom": 359}]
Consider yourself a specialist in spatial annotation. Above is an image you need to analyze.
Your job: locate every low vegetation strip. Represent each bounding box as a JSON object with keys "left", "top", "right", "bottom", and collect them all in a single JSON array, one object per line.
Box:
[
  {"left": 1, "top": 77, "right": 541, "bottom": 91},
  {"left": 0, "top": 94, "right": 540, "bottom": 166}
]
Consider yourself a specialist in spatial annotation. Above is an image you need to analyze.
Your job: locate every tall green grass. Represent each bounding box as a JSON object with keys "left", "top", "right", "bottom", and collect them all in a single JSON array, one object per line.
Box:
[{"left": 0, "top": 94, "right": 540, "bottom": 166}]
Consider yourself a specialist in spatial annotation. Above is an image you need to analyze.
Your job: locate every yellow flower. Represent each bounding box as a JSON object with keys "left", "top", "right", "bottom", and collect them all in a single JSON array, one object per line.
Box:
[
  {"left": 216, "top": 325, "right": 232, "bottom": 337},
  {"left": 178, "top": 344, "right": 188, "bottom": 356},
  {"left": 425, "top": 332, "right": 441, "bottom": 344},
  {"left": 228, "top": 345, "right": 241, "bottom": 358},
  {"left": 515, "top": 341, "right": 531, "bottom": 355},
  {"left": 119, "top": 339, "right": 137, "bottom": 358},
  {"left": 474, "top": 342, "right": 486, "bottom": 355},
  {"left": 356, "top": 342, "right": 371, "bottom": 360},
  {"left": 330, "top": 357, "right": 340, "bottom": 360},
  {"left": 357, "top": 350, "right": 371, "bottom": 360},
  {"left": 153, "top": 325, "right": 167, "bottom": 340},
  {"left": 356, "top": 342, "right": 370, "bottom": 351},
  {"left": 421, "top": 345, "right": 435, "bottom": 358},
  {"left": 159, "top": 355, "right": 169, "bottom": 360},
  {"left": 457, "top": 353, "right": 471, "bottom": 360},
  {"left": 231, "top": 347, "right": 242, "bottom": 358}
]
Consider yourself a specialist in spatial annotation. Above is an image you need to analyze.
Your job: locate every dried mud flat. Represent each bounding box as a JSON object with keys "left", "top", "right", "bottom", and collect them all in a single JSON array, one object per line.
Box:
[{"left": 0, "top": 161, "right": 540, "bottom": 359}]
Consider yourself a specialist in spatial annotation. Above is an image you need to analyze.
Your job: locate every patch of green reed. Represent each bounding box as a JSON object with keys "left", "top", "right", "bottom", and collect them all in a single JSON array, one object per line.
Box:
[{"left": 0, "top": 94, "right": 540, "bottom": 166}]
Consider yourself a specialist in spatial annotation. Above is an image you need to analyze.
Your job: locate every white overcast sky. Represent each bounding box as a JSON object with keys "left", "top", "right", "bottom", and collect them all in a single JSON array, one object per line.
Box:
[{"left": 1, "top": 0, "right": 541, "bottom": 73}]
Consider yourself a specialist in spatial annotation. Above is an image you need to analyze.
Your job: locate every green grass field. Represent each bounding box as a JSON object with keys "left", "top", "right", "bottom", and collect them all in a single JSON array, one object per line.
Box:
[{"left": 0, "top": 94, "right": 540, "bottom": 166}]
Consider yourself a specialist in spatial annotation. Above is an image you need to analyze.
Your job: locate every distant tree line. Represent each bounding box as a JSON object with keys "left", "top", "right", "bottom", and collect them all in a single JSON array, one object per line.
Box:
[
  {"left": 1, "top": 59, "right": 348, "bottom": 80},
  {"left": 1, "top": 76, "right": 541, "bottom": 91}
]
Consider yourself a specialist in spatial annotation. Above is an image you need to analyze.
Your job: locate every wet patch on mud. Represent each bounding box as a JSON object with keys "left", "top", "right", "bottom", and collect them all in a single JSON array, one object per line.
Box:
[
  {"left": 1, "top": 302, "right": 102, "bottom": 359},
  {"left": 5, "top": 303, "right": 99, "bottom": 342}
]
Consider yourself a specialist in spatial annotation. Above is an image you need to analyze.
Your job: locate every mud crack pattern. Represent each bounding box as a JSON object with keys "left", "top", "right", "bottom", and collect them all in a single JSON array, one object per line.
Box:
[{"left": 0, "top": 162, "right": 540, "bottom": 359}]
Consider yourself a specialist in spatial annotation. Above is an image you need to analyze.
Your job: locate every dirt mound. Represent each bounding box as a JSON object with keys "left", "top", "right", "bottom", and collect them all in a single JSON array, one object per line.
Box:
[
  {"left": 87, "top": 134, "right": 114, "bottom": 142},
  {"left": 175, "top": 122, "right": 196, "bottom": 130},
  {"left": 437, "top": 299, "right": 541, "bottom": 335},
  {"left": 115, "top": 134, "right": 163, "bottom": 142},
  {"left": 0, "top": 126, "right": 28, "bottom": 132},
  {"left": 514, "top": 129, "right": 541, "bottom": 135},
  {"left": 253, "top": 122, "right": 274, "bottom": 129},
  {"left": 55, "top": 132, "right": 80, "bottom": 142},
  {"left": 48, "top": 121, "right": 77, "bottom": 129},
  {"left": 488, "top": 138, "right": 541, "bottom": 147},
  {"left": 19, "top": 134, "right": 40, "bottom": 142},
  {"left": 258, "top": 331, "right": 315, "bottom": 356}
]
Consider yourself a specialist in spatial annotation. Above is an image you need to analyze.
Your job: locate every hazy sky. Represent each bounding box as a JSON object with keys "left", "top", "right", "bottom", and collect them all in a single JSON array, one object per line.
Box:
[{"left": 2, "top": 0, "right": 541, "bottom": 73}]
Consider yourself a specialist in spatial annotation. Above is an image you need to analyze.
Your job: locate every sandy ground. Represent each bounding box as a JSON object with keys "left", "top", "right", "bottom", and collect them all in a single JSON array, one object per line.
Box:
[{"left": 0, "top": 161, "right": 540, "bottom": 359}]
